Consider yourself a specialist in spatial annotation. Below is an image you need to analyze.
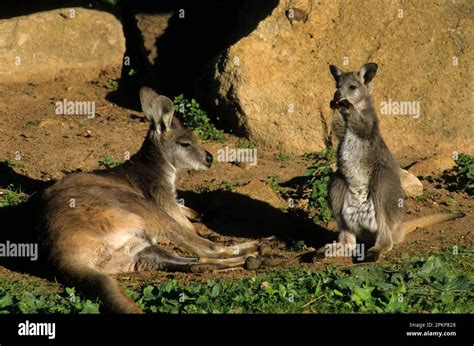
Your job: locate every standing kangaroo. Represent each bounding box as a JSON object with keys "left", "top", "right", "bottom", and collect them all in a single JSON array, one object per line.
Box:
[
  {"left": 40, "top": 87, "right": 273, "bottom": 313},
  {"left": 315, "top": 63, "right": 464, "bottom": 262}
]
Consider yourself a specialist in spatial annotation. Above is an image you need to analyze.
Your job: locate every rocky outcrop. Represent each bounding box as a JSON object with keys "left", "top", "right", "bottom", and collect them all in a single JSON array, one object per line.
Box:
[
  {"left": 408, "top": 155, "right": 457, "bottom": 177},
  {"left": 400, "top": 168, "right": 423, "bottom": 198},
  {"left": 0, "top": 8, "right": 125, "bottom": 84},
  {"left": 201, "top": 0, "right": 473, "bottom": 158}
]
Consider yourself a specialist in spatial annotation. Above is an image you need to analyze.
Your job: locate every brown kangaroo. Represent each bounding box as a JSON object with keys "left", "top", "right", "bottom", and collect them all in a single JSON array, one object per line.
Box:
[{"left": 39, "top": 87, "right": 274, "bottom": 313}]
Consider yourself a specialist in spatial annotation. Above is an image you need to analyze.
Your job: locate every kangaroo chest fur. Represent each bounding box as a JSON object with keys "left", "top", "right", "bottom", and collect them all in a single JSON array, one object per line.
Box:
[{"left": 339, "top": 130, "right": 378, "bottom": 233}]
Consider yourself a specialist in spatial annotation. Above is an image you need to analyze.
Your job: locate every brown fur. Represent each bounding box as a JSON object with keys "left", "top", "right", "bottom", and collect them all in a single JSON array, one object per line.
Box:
[{"left": 39, "top": 87, "right": 273, "bottom": 313}]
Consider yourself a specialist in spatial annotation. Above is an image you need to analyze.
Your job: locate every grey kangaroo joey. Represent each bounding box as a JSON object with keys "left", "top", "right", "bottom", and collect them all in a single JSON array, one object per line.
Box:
[
  {"left": 314, "top": 63, "right": 464, "bottom": 263},
  {"left": 39, "top": 87, "right": 281, "bottom": 313}
]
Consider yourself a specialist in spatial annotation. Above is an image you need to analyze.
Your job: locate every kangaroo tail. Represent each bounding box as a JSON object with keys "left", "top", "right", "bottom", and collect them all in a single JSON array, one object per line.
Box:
[
  {"left": 64, "top": 267, "right": 143, "bottom": 314},
  {"left": 401, "top": 213, "right": 465, "bottom": 235}
]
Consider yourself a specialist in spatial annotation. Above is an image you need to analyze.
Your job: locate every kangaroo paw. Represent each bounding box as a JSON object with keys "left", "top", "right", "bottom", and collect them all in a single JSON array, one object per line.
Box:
[{"left": 244, "top": 256, "right": 261, "bottom": 270}]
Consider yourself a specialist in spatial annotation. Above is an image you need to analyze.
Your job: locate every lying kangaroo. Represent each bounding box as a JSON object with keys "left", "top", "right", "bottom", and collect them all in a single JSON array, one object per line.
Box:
[
  {"left": 39, "top": 87, "right": 274, "bottom": 313},
  {"left": 314, "top": 63, "right": 464, "bottom": 262}
]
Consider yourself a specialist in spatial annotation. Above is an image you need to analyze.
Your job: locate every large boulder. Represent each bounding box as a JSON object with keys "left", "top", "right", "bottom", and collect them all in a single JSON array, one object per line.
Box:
[
  {"left": 400, "top": 168, "right": 423, "bottom": 198},
  {"left": 408, "top": 155, "right": 457, "bottom": 177},
  {"left": 200, "top": 0, "right": 473, "bottom": 158},
  {"left": 0, "top": 8, "right": 125, "bottom": 83}
]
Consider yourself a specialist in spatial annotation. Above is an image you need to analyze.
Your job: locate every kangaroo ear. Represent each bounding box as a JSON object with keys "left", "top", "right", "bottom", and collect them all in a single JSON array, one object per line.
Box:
[
  {"left": 360, "top": 63, "right": 378, "bottom": 85},
  {"left": 153, "top": 95, "right": 174, "bottom": 132},
  {"left": 329, "top": 65, "right": 343, "bottom": 82},
  {"left": 139, "top": 87, "right": 174, "bottom": 133},
  {"left": 140, "top": 87, "right": 158, "bottom": 117}
]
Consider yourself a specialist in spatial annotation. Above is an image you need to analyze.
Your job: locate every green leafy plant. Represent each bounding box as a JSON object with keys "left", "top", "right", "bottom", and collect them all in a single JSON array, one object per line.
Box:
[
  {"left": 267, "top": 174, "right": 290, "bottom": 195},
  {"left": 0, "top": 185, "right": 29, "bottom": 208},
  {"left": 303, "top": 150, "right": 336, "bottom": 223},
  {"left": 0, "top": 248, "right": 471, "bottom": 313},
  {"left": 130, "top": 247, "right": 473, "bottom": 313},
  {"left": 3, "top": 159, "right": 23, "bottom": 168},
  {"left": 173, "top": 95, "right": 226, "bottom": 142},
  {"left": 98, "top": 155, "right": 123, "bottom": 169},
  {"left": 268, "top": 174, "right": 281, "bottom": 191},
  {"left": 235, "top": 139, "right": 257, "bottom": 149},
  {"left": 453, "top": 153, "right": 474, "bottom": 195},
  {"left": 0, "top": 280, "right": 99, "bottom": 313},
  {"left": 275, "top": 152, "right": 293, "bottom": 162},
  {"left": 107, "top": 79, "right": 119, "bottom": 91}
]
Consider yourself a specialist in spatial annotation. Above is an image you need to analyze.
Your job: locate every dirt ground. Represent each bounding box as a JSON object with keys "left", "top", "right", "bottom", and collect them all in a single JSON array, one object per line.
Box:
[{"left": 0, "top": 72, "right": 472, "bottom": 290}]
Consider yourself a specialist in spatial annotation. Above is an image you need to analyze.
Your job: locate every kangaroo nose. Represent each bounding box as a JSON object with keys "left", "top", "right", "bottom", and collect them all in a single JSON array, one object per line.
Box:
[
  {"left": 334, "top": 90, "right": 341, "bottom": 101},
  {"left": 205, "top": 151, "right": 213, "bottom": 166}
]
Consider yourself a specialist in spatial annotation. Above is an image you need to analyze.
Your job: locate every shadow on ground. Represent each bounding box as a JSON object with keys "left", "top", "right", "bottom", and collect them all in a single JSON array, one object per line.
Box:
[
  {"left": 180, "top": 189, "right": 336, "bottom": 250},
  {"left": 0, "top": 162, "right": 52, "bottom": 277},
  {"left": 0, "top": 163, "right": 335, "bottom": 280}
]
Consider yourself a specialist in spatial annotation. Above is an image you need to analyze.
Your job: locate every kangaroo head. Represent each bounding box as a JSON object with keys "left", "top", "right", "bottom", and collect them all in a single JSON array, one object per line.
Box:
[
  {"left": 329, "top": 63, "right": 378, "bottom": 108},
  {"left": 139, "top": 87, "right": 213, "bottom": 171}
]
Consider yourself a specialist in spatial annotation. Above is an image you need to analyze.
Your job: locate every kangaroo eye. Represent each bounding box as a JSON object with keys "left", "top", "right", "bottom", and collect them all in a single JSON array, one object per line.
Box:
[
  {"left": 349, "top": 85, "right": 357, "bottom": 90},
  {"left": 179, "top": 142, "right": 191, "bottom": 148}
]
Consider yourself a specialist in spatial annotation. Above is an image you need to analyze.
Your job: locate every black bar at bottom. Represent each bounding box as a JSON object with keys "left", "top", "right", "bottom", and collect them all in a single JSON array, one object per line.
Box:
[{"left": 0, "top": 313, "right": 471, "bottom": 345}]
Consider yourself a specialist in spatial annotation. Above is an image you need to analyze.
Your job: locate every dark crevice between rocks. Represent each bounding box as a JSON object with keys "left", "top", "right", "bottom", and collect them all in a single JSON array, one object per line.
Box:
[
  {"left": 112, "top": 0, "right": 278, "bottom": 132},
  {"left": 103, "top": 0, "right": 150, "bottom": 110},
  {"left": 145, "top": 0, "right": 278, "bottom": 97}
]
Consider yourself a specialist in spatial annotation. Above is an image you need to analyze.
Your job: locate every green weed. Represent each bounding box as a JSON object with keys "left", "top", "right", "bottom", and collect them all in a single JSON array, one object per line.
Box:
[
  {"left": 275, "top": 152, "right": 293, "bottom": 162},
  {"left": 303, "top": 150, "right": 336, "bottom": 223},
  {"left": 453, "top": 153, "right": 474, "bottom": 195},
  {"left": 98, "top": 155, "right": 123, "bottom": 169},
  {"left": 3, "top": 159, "right": 23, "bottom": 168},
  {"left": 107, "top": 79, "right": 119, "bottom": 91},
  {"left": 235, "top": 139, "right": 257, "bottom": 149},
  {"left": 268, "top": 174, "right": 281, "bottom": 191},
  {"left": 173, "top": 95, "right": 226, "bottom": 142},
  {"left": 0, "top": 248, "right": 471, "bottom": 313},
  {"left": 0, "top": 185, "right": 29, "bottom": 208},
  {"left": 131, "top": 247, "right": 473, "bottom": 313},
  {"left": 0, "top": 280, "right": 99, "bottom": 313}
]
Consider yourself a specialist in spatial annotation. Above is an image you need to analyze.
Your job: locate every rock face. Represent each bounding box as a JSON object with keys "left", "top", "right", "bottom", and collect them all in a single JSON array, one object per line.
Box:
[
  {"left": 408, "top": 156, "right": 456, "bottom": 177},
  {"left": 0, "top": 8, "right": 125, "bottom": 84},
  {"left": 202, "top": 0, "right": 473, "bottom": 158}
]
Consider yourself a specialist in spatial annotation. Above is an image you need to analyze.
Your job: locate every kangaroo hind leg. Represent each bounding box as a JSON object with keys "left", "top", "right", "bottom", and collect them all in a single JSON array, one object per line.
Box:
[{"left": 134, "top": 245, "right": 260, "bottom": 273}]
